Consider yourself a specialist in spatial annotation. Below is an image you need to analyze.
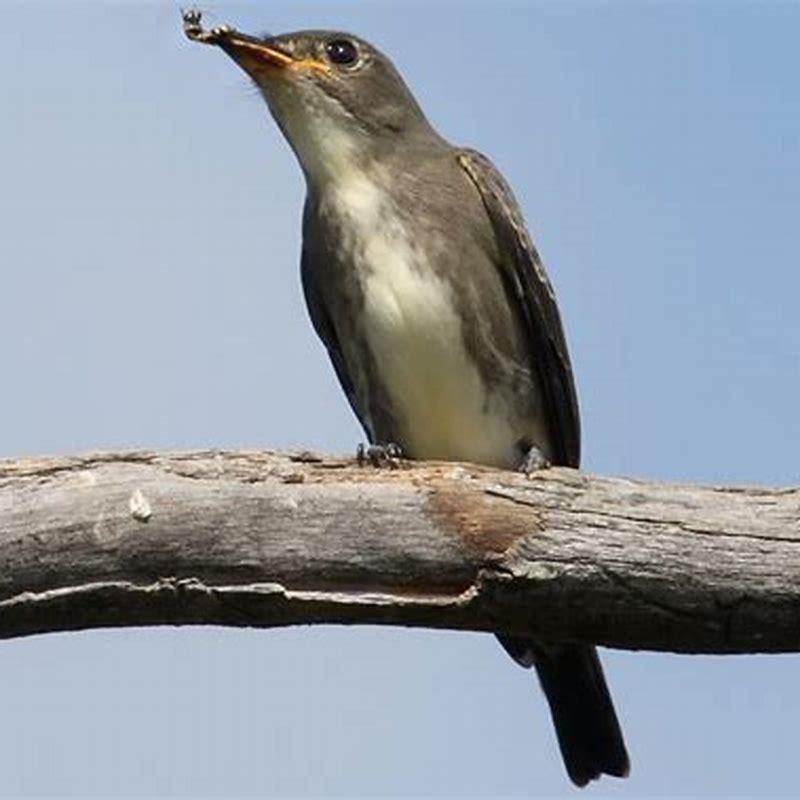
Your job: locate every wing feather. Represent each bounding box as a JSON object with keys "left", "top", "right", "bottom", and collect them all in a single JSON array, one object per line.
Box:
[
  {"left": 300, "top": 245, "right": 374, "bottom": 441},
  {"left": 457, "top": 148, "right": 580, "bottom": 467}
]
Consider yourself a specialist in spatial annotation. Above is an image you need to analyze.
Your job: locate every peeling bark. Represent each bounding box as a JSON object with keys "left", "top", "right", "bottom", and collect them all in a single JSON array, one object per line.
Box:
[{"left": 0, "top": 449, "right": 798, "bottom": 653}]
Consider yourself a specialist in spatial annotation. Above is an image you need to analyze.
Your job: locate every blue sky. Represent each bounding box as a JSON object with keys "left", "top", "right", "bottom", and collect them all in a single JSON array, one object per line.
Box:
[{"left": 1, "top": 0, "right": 799, "bottom": 796}]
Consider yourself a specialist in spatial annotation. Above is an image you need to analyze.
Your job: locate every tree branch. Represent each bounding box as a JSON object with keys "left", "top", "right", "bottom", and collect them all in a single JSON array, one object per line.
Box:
[{"left": 0, "top": 449, "right": 797, "bottom": 653}]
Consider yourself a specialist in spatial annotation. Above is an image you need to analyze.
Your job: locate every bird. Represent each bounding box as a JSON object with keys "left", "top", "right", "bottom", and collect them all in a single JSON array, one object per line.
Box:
[{"left": 183, "top": 9, "right": 630, "bottom": 787}]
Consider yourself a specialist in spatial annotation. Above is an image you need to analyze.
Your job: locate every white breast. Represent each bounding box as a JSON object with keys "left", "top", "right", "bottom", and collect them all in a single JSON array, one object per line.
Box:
[{"left": 326, "top": 172, "right": 522, "bottom": 468}]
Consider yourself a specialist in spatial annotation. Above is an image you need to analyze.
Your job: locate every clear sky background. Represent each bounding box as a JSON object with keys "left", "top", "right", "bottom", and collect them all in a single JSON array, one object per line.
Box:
[{"left": 1, "top": 0, "right": 799, "bottom": 796}]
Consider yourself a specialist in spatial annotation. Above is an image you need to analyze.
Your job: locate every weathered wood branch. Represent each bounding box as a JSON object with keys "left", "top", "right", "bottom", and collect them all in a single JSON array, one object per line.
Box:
[{"left": 0, "top": 449, "right": 798, "bottom": 653}]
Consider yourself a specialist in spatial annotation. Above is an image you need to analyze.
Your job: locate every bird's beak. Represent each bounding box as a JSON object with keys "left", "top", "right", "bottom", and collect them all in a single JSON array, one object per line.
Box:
[{"left": 182, "top": 11, "right": 329, "bottom": 78}]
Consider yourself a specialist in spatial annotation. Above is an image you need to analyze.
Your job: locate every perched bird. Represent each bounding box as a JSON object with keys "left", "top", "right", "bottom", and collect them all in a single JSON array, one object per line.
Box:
[{"left": 183, "top": 10, "right": 630, "bottom": 787}]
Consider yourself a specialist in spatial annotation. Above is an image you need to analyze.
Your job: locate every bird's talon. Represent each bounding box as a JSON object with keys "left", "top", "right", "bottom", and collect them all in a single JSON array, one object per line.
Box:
[
  {"left": 384, "top": 443, "right": 402, "bottom": 459},
  {"left": 356, "top": 443, "right": 404, "bottom": 469},
  {"left": 518, "top": 445, "right": 550, "bottom": 476}
]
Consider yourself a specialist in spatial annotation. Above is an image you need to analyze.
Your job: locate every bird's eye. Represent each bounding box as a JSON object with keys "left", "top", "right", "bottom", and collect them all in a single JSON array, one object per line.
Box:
[{"left": 325, "top": 38, "right": 359, "bottom": 67}]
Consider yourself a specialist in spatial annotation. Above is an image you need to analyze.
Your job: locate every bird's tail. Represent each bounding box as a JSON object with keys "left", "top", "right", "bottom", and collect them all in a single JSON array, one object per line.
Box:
[{"left": 498, "top": 636, "right": 629, "bottom": 787}]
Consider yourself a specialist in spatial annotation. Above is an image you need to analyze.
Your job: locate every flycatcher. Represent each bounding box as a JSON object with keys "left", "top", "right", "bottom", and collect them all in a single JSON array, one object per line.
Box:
[{"left": 183, "top": 10, "right": 629, "bottom": 787}]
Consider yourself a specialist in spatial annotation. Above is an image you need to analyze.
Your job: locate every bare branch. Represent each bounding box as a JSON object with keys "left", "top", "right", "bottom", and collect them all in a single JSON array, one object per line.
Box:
[{"left": 0, "top": 450, "right": 798, "bottom": 653}]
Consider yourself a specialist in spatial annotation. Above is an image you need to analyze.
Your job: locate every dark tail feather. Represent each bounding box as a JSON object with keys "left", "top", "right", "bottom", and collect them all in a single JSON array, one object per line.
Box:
[
  {"left": 535, "top": 644, "right": 629, "bottom": 787},
  {"left": 498, "top": 636, "right": 630, "bottom": 787}
]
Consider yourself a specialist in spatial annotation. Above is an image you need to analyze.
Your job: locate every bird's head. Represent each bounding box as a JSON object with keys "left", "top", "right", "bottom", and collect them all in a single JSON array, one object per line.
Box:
[{"left": 185, "top": 14, "right": 436, "bottom": 182}]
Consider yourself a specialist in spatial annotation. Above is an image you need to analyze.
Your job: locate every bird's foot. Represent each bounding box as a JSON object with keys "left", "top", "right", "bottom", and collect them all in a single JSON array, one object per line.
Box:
[
  {"left": 356, "top": 442, "right": 403, "bottom": 469},
  {"left": 518, "top": 444, "right": 550, "bottom": 476}
]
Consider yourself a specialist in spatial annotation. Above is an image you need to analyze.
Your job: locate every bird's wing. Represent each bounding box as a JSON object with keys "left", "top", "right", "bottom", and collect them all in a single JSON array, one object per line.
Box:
[
  {"left": 457, "top": 155, "right": 628, "bottom": 787},
  {"left": 300, "top": 244, "right": 374, "bottom": 442},
  {"left": 457, "top": 148, "right": 580, "bottom": 467}
]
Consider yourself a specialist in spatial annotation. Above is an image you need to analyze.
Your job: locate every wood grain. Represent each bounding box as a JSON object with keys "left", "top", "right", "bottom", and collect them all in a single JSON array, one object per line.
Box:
[{"left": 1, "top": 449, "right": 797, "bottom": 653}]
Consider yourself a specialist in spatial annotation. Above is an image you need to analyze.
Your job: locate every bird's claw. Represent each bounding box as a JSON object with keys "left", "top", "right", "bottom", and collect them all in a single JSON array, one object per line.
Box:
[
  {"left": 518, "top": 445, "right": 550, "bottom": 476},
  {"left": 356, "top": 442, "right": 403, "bottom": 469}
]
